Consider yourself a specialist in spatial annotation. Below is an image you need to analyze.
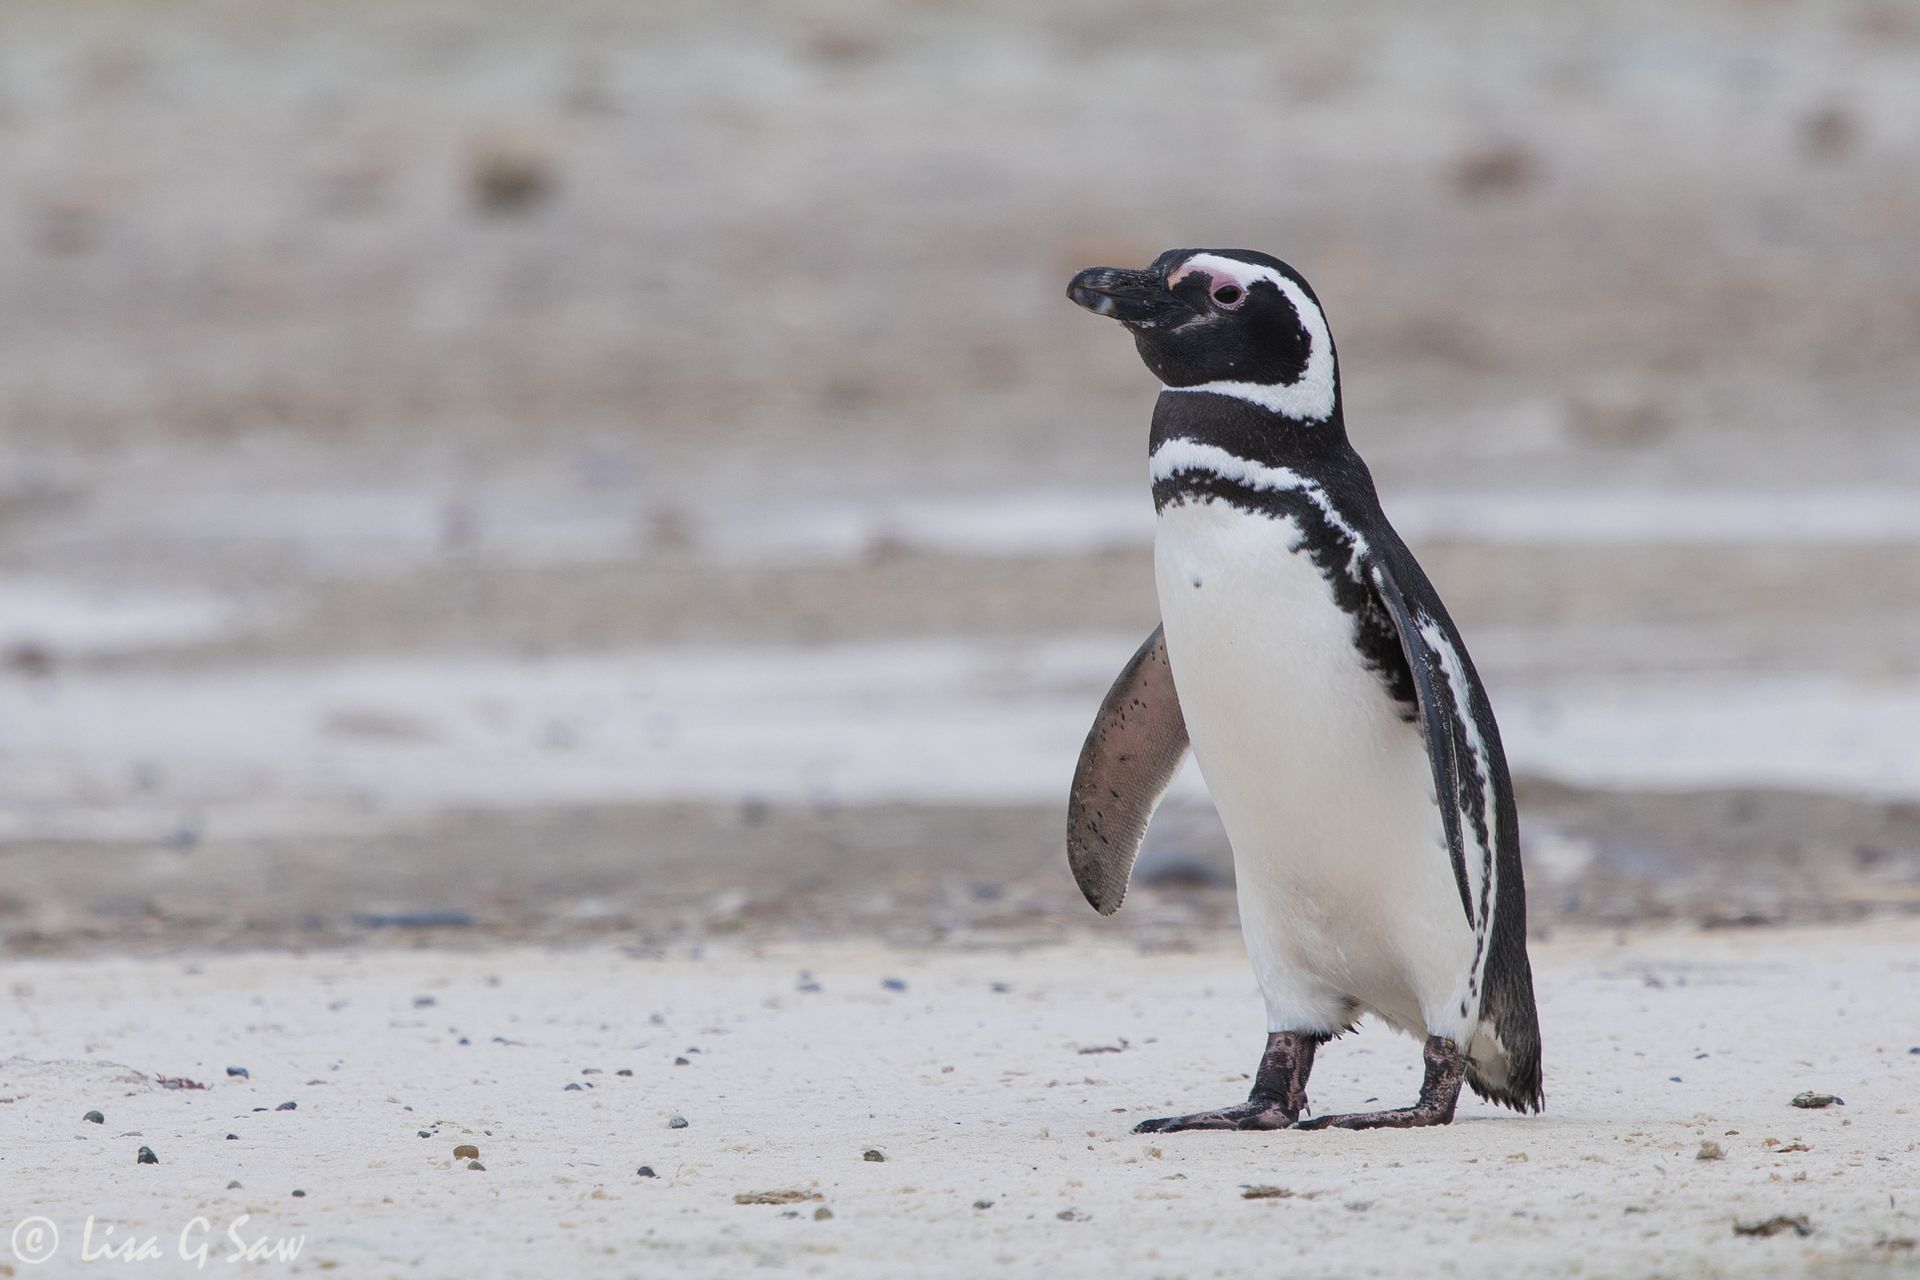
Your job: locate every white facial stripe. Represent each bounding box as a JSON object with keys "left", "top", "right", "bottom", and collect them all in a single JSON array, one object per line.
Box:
[{"left": 1160, "top": 253, "right": 1339, "bottom": 423}]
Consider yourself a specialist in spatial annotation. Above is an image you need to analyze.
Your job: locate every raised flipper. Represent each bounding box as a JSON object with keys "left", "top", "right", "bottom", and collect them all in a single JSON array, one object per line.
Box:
[{"left": 1066, "top": 625, "right": 1190, "bottom": 915}]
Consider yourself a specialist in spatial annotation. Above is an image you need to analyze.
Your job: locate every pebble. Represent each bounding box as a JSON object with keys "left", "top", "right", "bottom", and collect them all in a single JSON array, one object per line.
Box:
[
  {"left": 881, "top": 978, "right": 908, "bottom": 992},
  {"left": 417, "top": 1130, "right": 432, "bottom": 1138},
  {"left": 674, "top": 1057, "right": 690, "bottom": 1066},
  {"left": 275, "top": 1101, "right": 297, "bottom": 1111},
  {"left": 636, "top": 1166, "right": 657, "bottom": 1178},
  {"left": 226, "top": 1066, "right": 250, "bottom": 1079},
  {"left": 564, "top": 1083, "right": 584, "bottom": 1092},
  {"left": 1791, "top": 1091, "right": 1842, "bottom": 1109},
  {"left": 226, "top": 1181, "right": 241, "bottom": 1190},
  {"left": 1697, "top": 1141, "right": 1725, "bottom": 1161},
  {"left": 136, "top": 1146, "right": 159, "bottom": 1165},
  {"left": 226, "top": 1133, "right": 239, "bottom": 1141},
  {"left": 291, "top": 1190, "right": 306, "bottom": 1199},
  {"left": 617, "top": 1069, "right": 634, "bottom": 1077},
  {"left": 813, "top": 1207, "right": 833, "bottom": 1220},
  {"left": 668, "top": 1116, "right": 689, "bottom": 1129},
  {"left": 1056, "top": 1209, "right": 1088, "bottom": 1222},
  {"left": 453, "top": 1144, "right": 480, "bottom": 1159},
  {"left": 413, "top": 995, "right": 438, "bottom": 1008},
  {"left": 83, "top": 1110, "right": 104, "bottom": 1124},
  {"left": 973, "top": 1199, "right": 994, "bottom": 1210},
  {"left": 862, "top": 1149, "right": 886, "bottom": 1162},
  {"left": 467, "top": 1161, "right": 486, "bottom": 1171}
]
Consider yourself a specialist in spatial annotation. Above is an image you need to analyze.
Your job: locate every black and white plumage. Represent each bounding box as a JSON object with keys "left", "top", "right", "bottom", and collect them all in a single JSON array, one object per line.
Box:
[{"left": 1066, "top": 249, "right": 1542, "bottom": 1130}]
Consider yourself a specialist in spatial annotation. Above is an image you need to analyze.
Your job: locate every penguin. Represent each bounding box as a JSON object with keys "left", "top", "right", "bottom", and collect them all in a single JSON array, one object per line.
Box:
[{"left": 1064, "top": 249, "right": 1542, "bottom": 1130}]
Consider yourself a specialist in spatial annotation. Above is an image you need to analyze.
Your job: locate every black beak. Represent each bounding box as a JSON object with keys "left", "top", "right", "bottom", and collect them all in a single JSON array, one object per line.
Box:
[{"left": 1067, "top": 266, "right": 1182, "bottom": 326}]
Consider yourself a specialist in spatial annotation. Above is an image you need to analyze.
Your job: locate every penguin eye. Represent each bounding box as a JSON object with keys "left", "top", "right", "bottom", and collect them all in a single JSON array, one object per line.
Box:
[{"left": 1212, "top": 285, "right": 1243, "bottom": 307}]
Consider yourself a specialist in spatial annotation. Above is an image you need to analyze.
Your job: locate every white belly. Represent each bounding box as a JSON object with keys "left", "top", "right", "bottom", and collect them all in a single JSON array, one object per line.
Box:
[{"left": 1155, "top": 497, "right": 1477, "bottom": 1041}]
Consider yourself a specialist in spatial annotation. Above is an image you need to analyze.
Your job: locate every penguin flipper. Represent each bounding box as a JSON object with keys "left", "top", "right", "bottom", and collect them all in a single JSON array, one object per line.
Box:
[
  {"left": 1066, "top": 625, "right": 1190, "bottom": 915},
  {"left": 1370, "top": 556, "right": 1544, "bottom": 1111},
  {"left": 1366, "top": 563, "right": 1477, "bottom": 929}
]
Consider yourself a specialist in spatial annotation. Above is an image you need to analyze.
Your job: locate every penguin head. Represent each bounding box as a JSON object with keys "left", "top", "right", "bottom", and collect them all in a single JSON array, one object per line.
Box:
[{"left": 1067, "top": 248, "right": 1340, "bottom": 422}]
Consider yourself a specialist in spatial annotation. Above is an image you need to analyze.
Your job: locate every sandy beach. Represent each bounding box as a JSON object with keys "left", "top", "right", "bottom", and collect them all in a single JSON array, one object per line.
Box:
[{"left": 6, "top": 922, "right": 1917, "bottom": 1277}]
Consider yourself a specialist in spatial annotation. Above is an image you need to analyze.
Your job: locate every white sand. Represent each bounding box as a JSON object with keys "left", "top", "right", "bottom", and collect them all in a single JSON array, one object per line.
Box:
[{"left": 5, "top": 923, "right": 1918, "bottom": 1278}]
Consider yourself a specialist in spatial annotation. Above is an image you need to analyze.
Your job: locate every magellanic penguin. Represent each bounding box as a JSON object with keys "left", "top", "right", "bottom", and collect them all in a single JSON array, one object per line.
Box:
[{"left": 1065, "top": 249, "right": 1542, "bottom": 1130}]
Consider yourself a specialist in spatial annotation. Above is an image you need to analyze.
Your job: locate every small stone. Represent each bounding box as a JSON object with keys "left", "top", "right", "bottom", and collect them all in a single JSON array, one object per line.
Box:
[
  {"left": 668, "top": 1116, "right": 689, "bottom": 1129},
  {"left": 83, "top": 1110, "right": 104, "bottom": 1124},
  {"left": 470, "top": 130, "right": 555, "bottom": 213},
  {"left": 226, "top": 1133, "right": 239, "bottom": 1141},
  {"left": 1056, "top": 1209, "right": 1088, "bottom": 1222},
  {"left": 413, "top": 995, "right": 437, "bottom": 1008},
  {"left": 797, "top": 980, "right": 822, "bottom": 994},
  {"left": 973, "top": 1199, "right": 994, "bottom": 1210},
  {"left": 453, "top": 1144, "right": 480, "bottom": 1159},
  {"left": 136, "top": 1146, "right": 159, "bottom": 1165},
  {"left": 467, "top": 1160, "right": 486, "bottom": 1171},
  {"left": 617, "top": 1069, "right": 634, "bottom": 1077},
  {"left": 636, "top": 1166, "right": 657, "bottom": 1178},
  {"left": 813, "top": 1206, "right": 833, "bottom": 1220},
  {"left": 674, "top": 1057, "right": 690, "bottom": 1066},
  {"left": 226, "top": 1180, "right": 241, "bottom": 1189},
  {"left": 1242, "top": 1185, "right": 1292, "bottom": 1200},
  {"left": 226, "top": 1066, "right": 250, "bottom": 1079},
  {"left": 862, "top": 1148, "right": 886, "bottom": 1162},
  {"left": 1791, "top": 1091, "right": 1841, "bottom": 1109},
  {"left": 564, "top": 1083, "right": 584, "bottom": 1091},
  {"left": 291, "top": 1190, "right": 306, "bottom": 1198},
  {"left": 417, "top": 1130, "right": 432, "bottom": 1138},
  {"left": 275, "top": 1101, "right": 297, "bottom": 1111},
  {"left": 1696, "top": 1141, "right": 1725, "bottom": 1161},
  {"left": 881, "top": 978, "right": 907, "bottom": 992}
]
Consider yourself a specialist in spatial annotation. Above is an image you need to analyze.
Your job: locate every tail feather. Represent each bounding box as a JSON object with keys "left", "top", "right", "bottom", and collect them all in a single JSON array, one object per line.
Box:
[{"left": 1465, "top": 943, "right": 1544, "bottom": 1113}]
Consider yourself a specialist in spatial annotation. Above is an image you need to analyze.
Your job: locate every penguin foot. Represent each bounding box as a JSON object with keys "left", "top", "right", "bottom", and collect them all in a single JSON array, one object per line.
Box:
[
  {"left": 1296, "top": 1034, "right": 1465, "bottom": 1131},
  {"left": 1130, "top": 1030, "right": 1323, "bottom": 1134},
  {"left": 1294, "top": 1105, "right": 1449, "bottom": 1130},
  {"left": 1132, "top": 1102, "right": 1297, "bottom": 1133}
]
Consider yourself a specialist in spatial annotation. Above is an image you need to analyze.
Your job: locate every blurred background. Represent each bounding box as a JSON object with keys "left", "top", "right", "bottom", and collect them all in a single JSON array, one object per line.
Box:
[{"left": 2, "top": 0, "right": 1918, "bottom": 954}]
